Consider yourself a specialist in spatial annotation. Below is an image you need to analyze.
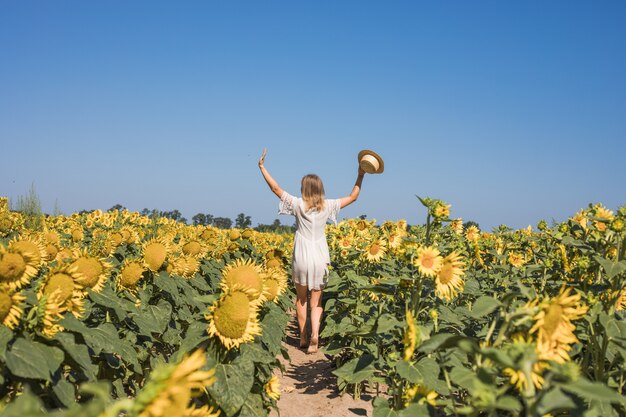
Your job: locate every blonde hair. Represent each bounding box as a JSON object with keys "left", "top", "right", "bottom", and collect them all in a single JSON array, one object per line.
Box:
[{"left": 301, "top": 174, "right": 325, "bottom": 212}]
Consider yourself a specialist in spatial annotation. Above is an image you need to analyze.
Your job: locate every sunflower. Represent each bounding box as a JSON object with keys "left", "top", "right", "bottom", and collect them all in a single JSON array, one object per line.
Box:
[
  {"left": 8, "top": 236, "right": 46, "bottom": 269},
  {"left": 432, "top": 202, "right": 451, "bottom": 219},
  {"left": 403, "top": 384, "right": 438, "bottom": 407},
  {"left": 133, "top": 349, "right": 216, "bottom": 417},
  {"left": 120, "top": 225, "right": 140, "bottom": 244},
  {"left": 68, "top": 251, "right": 111, "bottom": 292},
  {"left": 181, "top": 240, "right": 205, "bottom": 257},
  {"left": 117, "top": 259, "right": 147, "bottom": 292},
  {"left": 264, "top": 375, "right": 281, "bottom": 401},
  {"left": 615, "top": 288, "right": 626, "bottom": 311},
  {"left": 263, "top": 268, "right": 288, "bottom": 302},
  {"left": 206, "top": 286, "right": 263, "bottom": 349},
  {"left": 142, "top": 238, "right": 170, "bottom": 272},
  {"left": 39, "top": 289, "right": 66, "bottom": 338},
  {"left": 70, "top": 226, "right": 84, "bottom": 242},
  {"left": 450, "top": 218, "right": 464, "bottom": 235},
  {"left": 220, "top": 258, "right": 264, "bottom": 301},
  {"left": 500, "top": 334, "right": 545, "bottom": 392},
  {"left": 529, "top": 287, "right": 588, "bottom": 363},
  {"left": 403, "top": 309, "right": 419, "bottom": 361},
  {"left": 38, "top": 266, "right": 85, "bottom": 318},
  {"left": 0, "top": 245, "right": 40, "bottom": 290},
  {"left": 0, "top": 289, "right": 25, "bottom": 329},
  {"left": 465, "top": 225, "right": 480, "bottom": 242},
  {"left": 183, "top": 405, "right": 221, "bottom": 417},
  {"left": 434, "top": 251, "right": 465, "bottom": 301},
  {"left": 266, "top": 257, "right": 282, "bottom": 269},
  {"left": 508, "top": 252, "right": 526, "bottom": 268},
  {"left": 593, "top": 204, "right": 614, "bottom": 231},
  {"left": 386, "top": 232, "right": 402, "bottom": 250},
  {"left": 364, "top": 240, "right": 387, "bottom": 263},
  {"left": 413, "top": 246, "right": 443, "bottom": 277}
]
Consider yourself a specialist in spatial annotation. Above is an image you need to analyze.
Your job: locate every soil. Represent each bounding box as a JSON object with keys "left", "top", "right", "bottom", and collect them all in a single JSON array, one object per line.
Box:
[{"left": 269, "top": 319, "right": 374, "bottom": 417}]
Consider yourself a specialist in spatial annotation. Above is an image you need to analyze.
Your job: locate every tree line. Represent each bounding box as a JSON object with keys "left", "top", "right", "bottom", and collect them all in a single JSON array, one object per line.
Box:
[{"left": 107, "top": 204, "right": 294, "bottom": 233}]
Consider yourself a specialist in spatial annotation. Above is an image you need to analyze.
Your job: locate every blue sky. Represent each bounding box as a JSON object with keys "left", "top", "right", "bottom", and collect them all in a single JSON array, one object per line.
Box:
[{"left": 1, "top": 1, "right": 625, "bottom": 230}]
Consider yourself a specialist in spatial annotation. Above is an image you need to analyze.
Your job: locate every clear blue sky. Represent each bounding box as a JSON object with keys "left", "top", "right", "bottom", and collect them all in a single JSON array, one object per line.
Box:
[{"left": 1, "top": 1, "right": 625, "bottom": 230}]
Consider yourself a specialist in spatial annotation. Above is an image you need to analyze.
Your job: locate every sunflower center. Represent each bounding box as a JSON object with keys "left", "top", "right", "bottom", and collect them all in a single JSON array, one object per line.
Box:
[
  {"left": 182, "top": 241, "right": 202, "bottom": 256},
  {"left": 369, "top": 244, "right": 381, "bottom": 256},
  {"left": 144, "top": 242, "right": 167, "bottom": 271},
  {"left": 11, "top": 240, "right": 41, "bottom": 265},
  {"left": 542, "top": 303, "right": 564, "bottom": 335},
  {"left": 265, "top": 279, "right": 279, "bottom": 301},
  {"left": 44, "top": 273, "right": 75, "bottom": 302},
  {"left": 120, "top": 262, "right": 145, "bottom": 288},
  {"left": 0, "top": 253, "right": 27, "bottom": 282},
  {"left": 71, "top": 257, "right": 103, "bottom": 288},
  {"left": 224, "top": 265, "right": 262, "bottom": 295},
  {"left": 421, "top": 255, "right": 434, "bottom": 269},
  {"left": 0, "top": 292, "right": 13, "bottom": 321},
  {"left": 214, "top": 292, "right": 251, "bottom": 339},
  {"left": 438, "top": 264, "right": 453, "bottom": 284}
]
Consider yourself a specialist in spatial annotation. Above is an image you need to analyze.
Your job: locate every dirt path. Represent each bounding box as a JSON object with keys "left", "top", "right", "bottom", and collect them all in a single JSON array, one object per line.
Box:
[{"left": 270, "top": 320, "right": 373, "bottom": 417}]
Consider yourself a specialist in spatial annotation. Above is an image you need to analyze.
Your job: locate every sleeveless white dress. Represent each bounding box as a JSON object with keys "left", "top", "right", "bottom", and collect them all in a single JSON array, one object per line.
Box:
[{"left": 279, "top": 192, "right": 341, "bottom": 290}]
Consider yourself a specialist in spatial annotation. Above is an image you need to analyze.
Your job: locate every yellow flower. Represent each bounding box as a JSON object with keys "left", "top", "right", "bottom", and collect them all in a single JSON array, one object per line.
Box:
[
  {"left": 592, "top": 204, "right": 614, "bottom": 232},
  {"left": 616, "top": 288, "right": 626, "bottom": 311},
  {"left": 142, "top": 238, "right": 170, "bottom": 272},
  {"left": 414, "top": 246, "right": 442, "bottom": 277},
  {"left": 403, "top": 384, "right": 437, "bottom": 407},
  {"left": 264, "top": 374, "right": 281, "bottom": 401},
  {"left": 183, "top": 405, "right": 221, "bottom": 417},
  {"left": 434, "top": 251, "right": 465, "bottom": 301},
  {"left": 529, "top": 287, "right": 588, "bottom": 363},
  {"left": 450, "top": 218, "right": 463, "bottom": 235},
  {"left": 117, "top": 259, "right": 146, "bottom": 292},
  {"left": 68, "top": 251, "right": 111, "bottom": 293},
  {"left": 508, "top": 252, "right": 525, "bottom": 268},
  {"left": 206, "top": 286, "right": 263, "bottom": 350},
  {"left": 465, "top": 225, "right": 480, "bottom": 242},
  {"left": 263, "top": 268, "right": 288, "bottom": 302},
  {"left": 432, "top": 202, "right": 450, "bottom": 219},
  {"left": 403, "top": 309, "right": 419, "bottom": 361},
  {"left": 220, "top": 259, "right": 264, "bottom": 301},
  {"left": 0, "top": 289, "right": 25, "bottom": 329},
  {"left": 134, "top": 349, "right": 216, "bottom": 417},
  {"left": 38, "top": 266, "right": 85, "bottom": 318},
  {"left": 364, "top": 240, "right": 387, "bottom": 263}
]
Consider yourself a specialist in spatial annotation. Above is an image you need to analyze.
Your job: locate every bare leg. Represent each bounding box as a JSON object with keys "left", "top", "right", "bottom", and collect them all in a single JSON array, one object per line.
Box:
[
  {"left": 308, "top": 289, "right": 323, "bottom": 353},
  {"left": 295, "top": 283, "right": 308, "bottom": 348}
]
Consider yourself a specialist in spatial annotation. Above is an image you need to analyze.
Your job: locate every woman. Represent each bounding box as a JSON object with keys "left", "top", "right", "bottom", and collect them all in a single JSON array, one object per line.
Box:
[{"left": 259, "top": 148, "right": 365, "bottom": 353}]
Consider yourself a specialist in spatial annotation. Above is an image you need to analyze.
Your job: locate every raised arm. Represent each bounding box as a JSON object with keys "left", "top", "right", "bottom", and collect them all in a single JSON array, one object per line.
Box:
[
  {"left": 258, "top": 148, "right": 285, "bottom": 199},
  {"left": 339, "top": 167, "right": 365, "bottom": 209}
]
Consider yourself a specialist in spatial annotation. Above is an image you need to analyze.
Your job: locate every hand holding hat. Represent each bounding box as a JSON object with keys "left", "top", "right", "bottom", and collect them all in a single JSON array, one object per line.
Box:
[{"left": 358, "top": 150, "right": 384, "bottom": 174}]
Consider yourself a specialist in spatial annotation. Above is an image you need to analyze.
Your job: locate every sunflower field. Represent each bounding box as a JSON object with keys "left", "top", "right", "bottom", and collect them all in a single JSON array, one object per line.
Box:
[
  {"left": 322, "top": 197, "right": 626, "bottom": 416},
  {"left": 0, "top": 197, "right": 292, "bottom": 417},
  {"left": 1, "top": 195, "right": 626, "bottom": 417}
]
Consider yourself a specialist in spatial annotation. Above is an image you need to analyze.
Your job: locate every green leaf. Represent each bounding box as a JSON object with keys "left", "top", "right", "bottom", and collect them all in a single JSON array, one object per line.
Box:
[
  {"left": 332, "top": 354, "right": 376, "bottom": 385},
  {"left": 240, "top": 342, "right": 276, "bottom": 365},
  {"left": 131, "top": 299, "right": 172, "bottom": 335},
  {"left": 6, "top": 338, "right": 63, "bottom": 380},
  {"left": 372, "top": 397, "right": 399, "bottom": 417},
  {"left": 395, "top": 357, "right": 440, "bottom": 388},
  {"left": 0, "top": 325, "right": 13, "bottom": 362},
  {"left": 561, "top": 379, "right": 626, "bottom": 404},
  {"left": 594, "top": 256, "right": 626, "bottom": 280},
  {"left": 52, "top": 377, "right": 76, "bottom": 407},
  {"left": 154, "top": 271, "right": 179, "bottom": 297},
  {"left": 237, "top": 393, "right": 265, "bottom": 417},
  {"left": 398, "top": 403, "right": 430, "bottom": 417},
  {"left": 495, "top": 395, "right": 521, "bottom": 412},
  {"left": 376, "top": 313, "right": 402, "bottom": 333},
  {"left": 467, "top": 296, "right": 501, "bottom": 319},
  {"left": 0, "top": 390, "right": 45, "bottom": 416},
  {"left": 88, "top": 286, "right": 134, "bottom": 321},
  {"left": 535, "top": 387, "right": 577, "bottom": 415},
  {"left": 55, "top": 332, "right": 98, "bottom": 380},
  {"left": 209, "top": 358, "right": 255, "bottom": 417}
]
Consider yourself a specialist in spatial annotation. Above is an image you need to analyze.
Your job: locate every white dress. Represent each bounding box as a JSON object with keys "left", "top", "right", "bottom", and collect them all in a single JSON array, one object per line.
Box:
[{"left": 279, "top": 192, "right": 341, "bottom": 290}]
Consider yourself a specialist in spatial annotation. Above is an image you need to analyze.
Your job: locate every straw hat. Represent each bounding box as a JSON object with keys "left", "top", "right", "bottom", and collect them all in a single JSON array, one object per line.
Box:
[{"left": 358, "top": 150, "right": 384, "bottom": 174}]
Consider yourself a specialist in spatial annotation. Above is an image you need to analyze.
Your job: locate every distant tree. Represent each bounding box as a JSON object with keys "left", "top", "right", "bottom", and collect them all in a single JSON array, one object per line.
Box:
[
  {"left": 205, "top": 214, "right": 214, "bottom": 226},
  {"left": 359, "top": 214, "right": 367, "bottom": 220},
  {"left": 53, "top": 199, "right": 62, "bottom": 216},
  {"left": 254, "top": 219, "right": 295, "bottom": 234},
  {"left": 235, "top": 213, "right": 252, "bottom": 228},
  {"left": 192, "top": 213, "right": 207, "bottom": 225},
  {"left": 463, "top": 220, "right": 480, "bottom": 230},
  {"left": 109, "top": 204, "right": 126, "bottom": 212},
  {"left": 140, "top": 208, "right": 151, "bottom": 217},
  {"left": 213, "top": 217, "right": 233, "bottom": 229}
]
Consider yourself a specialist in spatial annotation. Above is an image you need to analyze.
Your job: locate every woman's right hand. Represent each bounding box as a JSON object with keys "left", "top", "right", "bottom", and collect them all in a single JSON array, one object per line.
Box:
[{"left": 259, "top": 148, "right": 267, "bottom": 168}]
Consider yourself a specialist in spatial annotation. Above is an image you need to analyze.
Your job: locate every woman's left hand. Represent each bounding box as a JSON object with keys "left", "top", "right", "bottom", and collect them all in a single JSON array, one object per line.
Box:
[{"left": 259, "top": 148, "right": 267, "bottom": 168}]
